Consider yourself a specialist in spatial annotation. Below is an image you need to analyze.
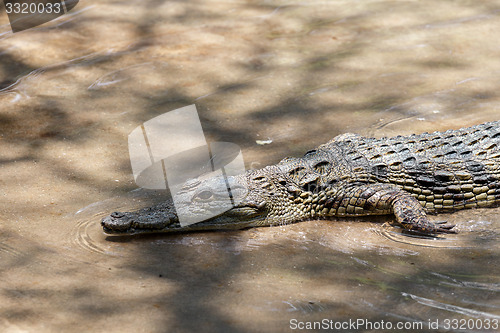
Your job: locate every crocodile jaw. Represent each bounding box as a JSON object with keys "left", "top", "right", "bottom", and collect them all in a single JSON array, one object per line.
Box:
[{"left": 101, "top": 205, "right": 267, "bottom": 235}]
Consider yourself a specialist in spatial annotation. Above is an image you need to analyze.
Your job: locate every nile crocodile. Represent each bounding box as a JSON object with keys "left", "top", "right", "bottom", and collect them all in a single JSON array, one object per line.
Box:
[{"left": 102, "top": 121, "right": 500, "bottom": 235}]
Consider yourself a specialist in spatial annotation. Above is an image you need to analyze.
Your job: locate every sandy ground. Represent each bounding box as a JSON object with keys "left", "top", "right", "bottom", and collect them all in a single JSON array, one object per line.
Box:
[{"left": 0, "top": 1, "right": 499, "bottom": 332}]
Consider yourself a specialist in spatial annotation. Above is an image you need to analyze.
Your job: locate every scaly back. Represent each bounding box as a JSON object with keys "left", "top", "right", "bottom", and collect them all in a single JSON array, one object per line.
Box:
[{"left": 278, "top": 121, "right": 500, "bottom": 212}]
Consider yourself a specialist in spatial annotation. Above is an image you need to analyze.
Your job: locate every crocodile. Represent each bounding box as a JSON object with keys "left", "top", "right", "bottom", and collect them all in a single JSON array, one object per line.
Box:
[{"left": 101, "top": 120, "right": 500, "bottom": 236}]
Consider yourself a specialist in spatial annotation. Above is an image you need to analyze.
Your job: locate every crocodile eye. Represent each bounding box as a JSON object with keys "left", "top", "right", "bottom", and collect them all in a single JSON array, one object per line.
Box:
[{"left": 194, "top": 190, "right": 214, "bottom": 202}]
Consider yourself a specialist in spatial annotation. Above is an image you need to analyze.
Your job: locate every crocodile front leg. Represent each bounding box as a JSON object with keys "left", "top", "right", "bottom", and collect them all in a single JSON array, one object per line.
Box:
[
  {"left": 332, "top": 183, "right": 456, "bottom": 234},
  {"left": 366, "top": 184, "right": 456, "bottom": 234}
]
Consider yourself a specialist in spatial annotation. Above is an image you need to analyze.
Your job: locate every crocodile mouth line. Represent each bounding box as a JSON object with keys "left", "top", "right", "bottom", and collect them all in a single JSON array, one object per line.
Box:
[{"left": 101, "top": 207, "right": 267, "bottom": 235}]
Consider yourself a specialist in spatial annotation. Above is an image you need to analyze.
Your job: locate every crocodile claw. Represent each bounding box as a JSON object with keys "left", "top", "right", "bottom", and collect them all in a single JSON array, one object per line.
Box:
[{"left": 434, "top": 221, "right": 457, "bottom": 234}]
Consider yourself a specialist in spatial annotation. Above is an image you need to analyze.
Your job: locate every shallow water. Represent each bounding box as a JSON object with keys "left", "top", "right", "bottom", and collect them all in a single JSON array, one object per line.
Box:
[{"left": 1, "top": 0, "right": 500, "bottom": 332}]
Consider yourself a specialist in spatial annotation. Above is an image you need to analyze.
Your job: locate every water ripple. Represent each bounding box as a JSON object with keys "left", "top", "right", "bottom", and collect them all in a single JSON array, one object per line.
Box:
[
  {"left": 87, "top": 62, "right": 167, "bottom": 90},
  {"left": 402, "top": 292, "right": 500, "bottom": 319},
  {"left": 72, "top": 213, "right": 114, "bottom": 255},
  {"left": 70, "top": 189, "right": 166, "bottom": 256},
  {"left": 379, "top": 218, "right": 499, "bottom": 249}
]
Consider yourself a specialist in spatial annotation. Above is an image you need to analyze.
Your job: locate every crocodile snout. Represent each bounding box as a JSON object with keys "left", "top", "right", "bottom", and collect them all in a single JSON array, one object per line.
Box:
[{"left": 101, "top": 211, "right": 133, "bottom": 233}]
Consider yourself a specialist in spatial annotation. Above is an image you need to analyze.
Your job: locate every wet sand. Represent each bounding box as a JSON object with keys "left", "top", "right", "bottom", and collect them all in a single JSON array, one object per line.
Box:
[{"left": 0, "top": 0, "right": 499, "bottom": 332}]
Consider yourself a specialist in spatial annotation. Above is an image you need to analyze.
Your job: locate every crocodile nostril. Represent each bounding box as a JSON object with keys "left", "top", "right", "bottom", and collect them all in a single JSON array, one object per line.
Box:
[{"left": 110, "top": 211, "right": 125, "bottom": 218}]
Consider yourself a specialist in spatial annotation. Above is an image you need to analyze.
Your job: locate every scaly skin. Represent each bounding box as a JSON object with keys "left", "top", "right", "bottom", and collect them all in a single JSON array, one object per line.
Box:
[{"left": 102, "top": 121, "right": 500, "bottom": 235}]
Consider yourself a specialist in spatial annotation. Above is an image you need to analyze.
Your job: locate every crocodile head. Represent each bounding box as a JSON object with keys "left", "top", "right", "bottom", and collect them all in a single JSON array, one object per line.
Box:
[{"left": 101, "top": 166, "right": 304, "bottom": 235}]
